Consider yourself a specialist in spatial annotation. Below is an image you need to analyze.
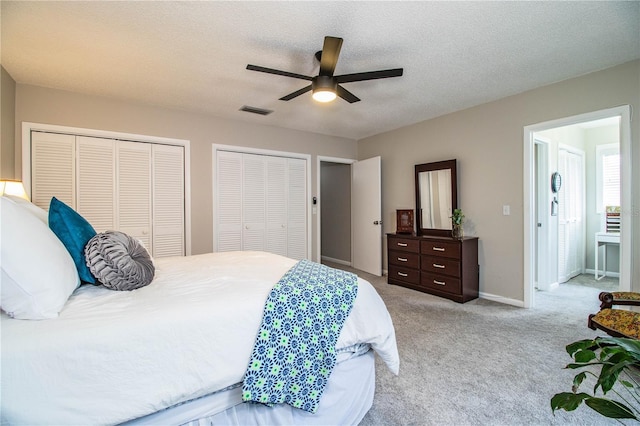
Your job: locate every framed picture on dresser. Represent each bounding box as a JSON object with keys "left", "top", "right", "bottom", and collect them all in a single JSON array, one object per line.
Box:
[{"left": 396, "top": 209, "right": 414, "bottom": 234}]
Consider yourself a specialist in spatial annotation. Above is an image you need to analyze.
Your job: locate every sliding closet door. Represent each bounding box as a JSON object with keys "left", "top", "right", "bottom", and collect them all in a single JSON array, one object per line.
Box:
[
  {"left": 152, "top": 144, "right": 185, "bottom": 257},
  {"left": 29, "top": 132, "right": 186, "bottom": 258},
  {"left": 216, "top": 151, "right": 243, "bottom": 251},
  {"left": 31, "top": 132, "right": 76, "bottom": 209},
  {"left": 77, "top": 136, "right": 115, "bottom": 233},
  {"left": 214, "top": 150, "right": 307, "bottom": 259},
  {"left": 242, "top": 153, "right": 267, "bottom": 251},
  {"left": 287, "top": 158, "right": 307, "bottom": 260},
  {"left": 117, "top": 141, "right": 152, "bottom": 249},
  {"left": 266, "top": 156, "right": 287, "bottom": 256}
]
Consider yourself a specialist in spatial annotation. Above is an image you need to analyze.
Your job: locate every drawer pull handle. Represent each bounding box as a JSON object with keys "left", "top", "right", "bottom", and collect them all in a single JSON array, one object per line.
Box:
[
  {"left": 432, "top": 247, "right": 445, "bottom": 252},
  {"left": 398, "top": 257, "right": 408, "bottom": 262},
  {"left": 397, "top": 242, "right": 408, "bottom": 247},
  {"left": 398, "top": 272, "right": 408, "bottom": 277},
  {"left": 433, "top": 263, "right": 445, "bottom": 269},
  {"left": 434, "top": 280, "right": 446, "bottom": 286}
]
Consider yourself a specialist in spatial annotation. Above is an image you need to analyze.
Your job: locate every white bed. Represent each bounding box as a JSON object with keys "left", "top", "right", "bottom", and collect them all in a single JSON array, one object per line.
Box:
[{"left": 1, "top": 242, "right": 398, "bottom": 425}]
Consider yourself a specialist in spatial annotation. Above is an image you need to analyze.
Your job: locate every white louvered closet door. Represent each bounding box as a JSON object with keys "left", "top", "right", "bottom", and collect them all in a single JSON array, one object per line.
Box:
[
  {"left": 152, "top": 144, "right": 185, "bottom": 257},
  {"left": 76, "top": 136, "right": 115, "bottom": 232},
  {"left": 287, "top": 158, "right": 307, "bottom": 260},
  {"left": 31, "top": 132, "right": 76, "bottom": 210},
  {"left": 216, "top": 151, "right": 243, "bottom": 251},
  {"left": 266, "top": 156, "right": 287, "bottom": 257},
  {"left": 242, "top": 153, "right": 266, "bottom": 251},
  {"left": 117, "top": 141, "right": 152, "bottom": 251}
]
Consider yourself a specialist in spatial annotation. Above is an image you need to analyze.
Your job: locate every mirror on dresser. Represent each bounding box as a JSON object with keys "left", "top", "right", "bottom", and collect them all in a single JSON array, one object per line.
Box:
[{"left": 415, "top": 159, "right": 457, "bottom": 237}]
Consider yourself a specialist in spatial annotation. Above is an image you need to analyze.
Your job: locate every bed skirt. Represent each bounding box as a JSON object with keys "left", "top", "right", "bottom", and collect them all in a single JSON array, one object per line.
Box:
[{"left": 126, "top": 350, "right": 375, "bottom": 426}]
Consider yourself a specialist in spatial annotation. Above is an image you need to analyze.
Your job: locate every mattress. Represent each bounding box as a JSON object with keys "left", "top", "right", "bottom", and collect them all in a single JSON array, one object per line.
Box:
[{"left": 1, "top": 251, "right": 398, "bottom": 425}]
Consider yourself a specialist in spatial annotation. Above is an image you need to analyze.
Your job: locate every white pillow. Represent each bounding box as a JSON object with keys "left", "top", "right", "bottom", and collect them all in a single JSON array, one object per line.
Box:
[
  {"left": 0, "top": 196, "right": 79, "bottom": 319},
  {"left": 1, "top": 195, "right": 49, "bottom": 223}
]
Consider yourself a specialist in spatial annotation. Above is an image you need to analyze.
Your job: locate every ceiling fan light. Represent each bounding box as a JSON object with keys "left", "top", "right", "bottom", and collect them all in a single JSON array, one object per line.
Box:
[{"left": 312, "top": 89, "right": 337, "bottom": 102}]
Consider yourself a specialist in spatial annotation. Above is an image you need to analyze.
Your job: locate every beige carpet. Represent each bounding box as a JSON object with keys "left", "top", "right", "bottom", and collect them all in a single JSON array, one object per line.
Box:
[{"left": 323, "top": 262, "right": 620, "bottom": 426}]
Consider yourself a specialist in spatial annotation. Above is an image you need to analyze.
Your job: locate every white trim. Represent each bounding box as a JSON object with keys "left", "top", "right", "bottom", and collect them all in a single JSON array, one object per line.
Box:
[
  {"left": 21, "top": 122, "right": 192, "bottom": 256},
  {"left": 584, "top": 268, "right": 621, "bottom": 278},
  {"left": 533, "top": 136, "right": 550, "bottom": 291},
  {"left": 523, "top": 106, "right": 632, "bottom": 308},
  {"left": 316, "top": 156, "right": 356, "bottom": 263},
  {"left": 320, "top": 256, "right": 352, "bottom": 266},
  {"left": 479, "top": 292, "right": 525, "bottom": 308},
  {"left": 212, "top": 143, "right": 312, "bottom": 260}
]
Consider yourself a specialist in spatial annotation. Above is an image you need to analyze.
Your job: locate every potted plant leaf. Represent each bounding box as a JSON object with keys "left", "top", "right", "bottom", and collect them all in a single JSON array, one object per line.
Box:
[
  {"left": 450, "top": 208, "right": 465, "bottom": 239},
  {"left": 551, "top": 337, "right": 640, "bottom": 421}
]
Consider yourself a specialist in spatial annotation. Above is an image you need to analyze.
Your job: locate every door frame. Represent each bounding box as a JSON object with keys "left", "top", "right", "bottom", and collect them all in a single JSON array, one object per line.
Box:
[
  {"left": 316, "top": 156, "right": 356, "bottom": 264},
  {"left": 533, "top": 136, "right": 552, "bottom": 291},
  {"left": 523, "top": 106, "right": 632, "bottom": 308}
]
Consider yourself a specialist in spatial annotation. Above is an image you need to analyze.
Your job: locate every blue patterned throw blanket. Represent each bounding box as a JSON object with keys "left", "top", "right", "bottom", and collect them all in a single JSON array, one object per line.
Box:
[{"left": 242, "top": 259, "right": 358, "bottom": 413}]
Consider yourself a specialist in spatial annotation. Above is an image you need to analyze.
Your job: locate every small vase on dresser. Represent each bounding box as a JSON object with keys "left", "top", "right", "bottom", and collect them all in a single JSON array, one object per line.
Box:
[{"left": 387, "top": 233, "right": 479, "bottom": 303}]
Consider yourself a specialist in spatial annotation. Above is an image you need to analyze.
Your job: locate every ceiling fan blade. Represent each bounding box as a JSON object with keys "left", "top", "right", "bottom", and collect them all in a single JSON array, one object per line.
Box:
[
  {"left": 336, "top": 85, "right": 360, "bottom": 103},
  {"left": 279, "top": 85, "right": 312, "bottom": 101},
  {"left": 336, "top": 68, "right": 403, "bottom": 84},
  {"left": 246, "top": 64, "right": 312, "bottom": 81},
  {"left": 319, "top": 36, "right": 343, "bottom": 77}
]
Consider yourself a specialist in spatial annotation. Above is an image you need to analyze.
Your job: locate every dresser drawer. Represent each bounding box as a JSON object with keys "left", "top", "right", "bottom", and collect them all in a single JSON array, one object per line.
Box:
[
  {"left": 388, "top": 265, "right": 420, "bottom": 285},
  {"left": 421, "top": 273, "right": 461, "bottom": 295},
  {"left": 421, "top": 255, "right": 460, "bottom": 278},
  {"left": 421, "top": 240, "right": 460, "bottom": 259},
  {"left": 389, "top": 250, "right": 420, "bottom": 269},
  {"left": 388, "top": 237, "right": 420, "bottom": 253}
]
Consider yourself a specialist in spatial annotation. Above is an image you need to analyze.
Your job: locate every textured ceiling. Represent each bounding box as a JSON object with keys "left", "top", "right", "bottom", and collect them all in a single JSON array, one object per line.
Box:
[{"left": 2, "top": 1, "right": 639, "bottom": 140}]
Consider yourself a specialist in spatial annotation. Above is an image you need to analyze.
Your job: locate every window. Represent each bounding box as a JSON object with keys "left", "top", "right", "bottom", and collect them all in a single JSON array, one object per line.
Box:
[{"left": 596, "top": 143, "right": 620, "bottom": 214}]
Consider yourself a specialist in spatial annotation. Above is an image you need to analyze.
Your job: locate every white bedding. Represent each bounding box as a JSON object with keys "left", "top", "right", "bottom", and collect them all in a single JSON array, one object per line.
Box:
[{"left": 1, "top": 251, "right": 398, "bottom": 425}]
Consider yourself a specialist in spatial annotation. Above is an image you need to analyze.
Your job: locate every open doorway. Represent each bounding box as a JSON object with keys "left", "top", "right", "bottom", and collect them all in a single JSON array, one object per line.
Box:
[
  {"left": 319, "top": 160, "right": 352, "bottom": 266},
  {"left": 523, "top": 106, "right": 632, "bottom": 308},
  {"left": 316, "top": 156, "right": 383, "bottom": 276}
]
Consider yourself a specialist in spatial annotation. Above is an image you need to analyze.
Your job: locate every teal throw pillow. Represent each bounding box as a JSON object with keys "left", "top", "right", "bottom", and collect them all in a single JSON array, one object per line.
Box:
[{"left": 48, "top": 197, "right": 97, "bottom": 284}]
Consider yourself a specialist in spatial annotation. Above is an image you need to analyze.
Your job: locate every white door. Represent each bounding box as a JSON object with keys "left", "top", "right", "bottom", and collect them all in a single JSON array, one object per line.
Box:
[
  {"left": 352, "top": 156, "right": 382, "bottom": 276},
  {"left": 117, "top": 141, "right": 152, "bottom": 250},
  {"left": 558, "top": 148, "right": 585, "bottom": 283}
]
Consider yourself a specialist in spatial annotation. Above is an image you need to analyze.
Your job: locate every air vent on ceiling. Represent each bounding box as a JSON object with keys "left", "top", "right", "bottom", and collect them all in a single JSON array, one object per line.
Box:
[{"left": 240, "top": 105, "right": 273, "bottom": 116}]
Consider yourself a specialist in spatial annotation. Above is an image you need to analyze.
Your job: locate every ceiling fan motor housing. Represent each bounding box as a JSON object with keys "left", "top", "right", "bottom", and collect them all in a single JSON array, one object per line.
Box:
[{"left": 312, "top": 75, "right": 337, "bottom": 92}]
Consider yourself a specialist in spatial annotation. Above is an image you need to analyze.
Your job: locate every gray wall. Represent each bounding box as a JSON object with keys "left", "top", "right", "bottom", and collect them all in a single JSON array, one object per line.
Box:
[
  {"left": 13, "top": 84, "right": 358, "bottom": 258},
  {"left": 358, "top": 60, "right": 639, "bottom": 304},
  {"left": 1, "top": 66, "right": 16, "bottom": 179},
  {"left": 320, "top": 162, "right": 351, "bottom": 263},
  {"left": 6, "top": 60, "right": 639, "bottom": 305}
]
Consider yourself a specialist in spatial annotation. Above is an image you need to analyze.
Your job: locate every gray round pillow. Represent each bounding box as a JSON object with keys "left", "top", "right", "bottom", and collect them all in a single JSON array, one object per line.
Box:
[{"left": 84, "top": 231, "right": 155, "bottom": 291}]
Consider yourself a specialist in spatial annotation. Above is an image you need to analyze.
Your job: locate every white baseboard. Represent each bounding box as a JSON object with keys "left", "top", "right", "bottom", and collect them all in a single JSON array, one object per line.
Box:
[
  {"left": 321, "top": 256, "right": 351, "bottom": 266},
  {"left": 479, "top": 292, "right": 525, "bottom": 308},
  {"left": 584, "top": 268, "right": 620, "bottom": 278}
]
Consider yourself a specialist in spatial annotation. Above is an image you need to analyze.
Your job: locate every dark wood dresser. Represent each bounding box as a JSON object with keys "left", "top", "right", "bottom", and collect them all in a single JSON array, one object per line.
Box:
[{"left": 387, "top": 233, "right": 479, "bottom": 303}]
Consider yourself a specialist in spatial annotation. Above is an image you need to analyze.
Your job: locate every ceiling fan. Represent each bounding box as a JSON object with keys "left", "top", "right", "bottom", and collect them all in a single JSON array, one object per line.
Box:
[{"left": 246, "top": 36, "right": 403, "bottom": 103}]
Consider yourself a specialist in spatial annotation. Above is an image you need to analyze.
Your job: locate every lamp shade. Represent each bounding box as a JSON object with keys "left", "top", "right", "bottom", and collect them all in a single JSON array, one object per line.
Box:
[
  {"left": 0, "top": 180, "right": 29, "bottom": 201},
  {"left": 311, "top": 75, "right": 337, "bottom": 103}
]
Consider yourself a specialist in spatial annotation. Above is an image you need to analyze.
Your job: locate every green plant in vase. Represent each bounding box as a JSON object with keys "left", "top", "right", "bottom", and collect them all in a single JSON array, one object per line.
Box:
[
  {"left": 450, "top": 208, "right": 465, "bottom": 239},
  {"left": 551, "top": 337, "right": 640, "bottom": 421}
]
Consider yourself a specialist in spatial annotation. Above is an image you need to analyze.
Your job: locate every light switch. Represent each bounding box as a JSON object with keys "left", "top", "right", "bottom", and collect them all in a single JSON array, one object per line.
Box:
[{"left": 503, "top": 205, "right": 510, "bottom": 216}]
